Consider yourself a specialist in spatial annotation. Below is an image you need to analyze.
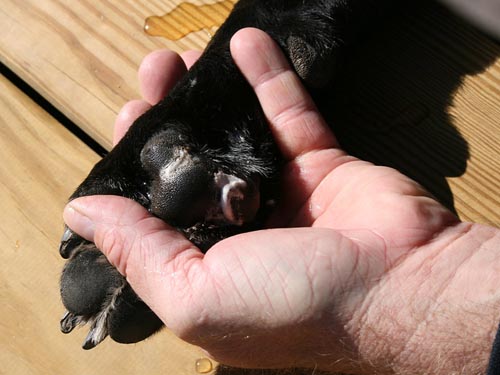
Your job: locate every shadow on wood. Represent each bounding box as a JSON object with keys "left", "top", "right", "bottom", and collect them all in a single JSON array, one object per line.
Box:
[
  {"left": 213, "top": 3, "right": 499, "bottom": 373},
  {"left": 317, "top": 0, "right": 499, "bottom": 216}
]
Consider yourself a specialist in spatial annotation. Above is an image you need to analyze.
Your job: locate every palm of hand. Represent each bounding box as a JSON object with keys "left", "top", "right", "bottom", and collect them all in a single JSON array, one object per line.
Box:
[
  {"left": 213, "top": 144, "right": 456, "bottom": 281},
  {"left": 189, "top": 145, "right": 457, "bottom": 368},
  {"left": 279, "top": 148, "right": 456, "bottom": 257},
  {"left": 66, "top": 29, "right": 460, "bottom": 370}
]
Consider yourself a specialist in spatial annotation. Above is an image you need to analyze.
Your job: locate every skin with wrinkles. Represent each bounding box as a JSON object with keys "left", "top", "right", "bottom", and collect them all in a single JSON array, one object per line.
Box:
[
  {"left": 65, "top": 29, "right": 500, "bottom": 374},
  {"left": 59, "top": 0, "right": 395, "bottom": 349},
  {"left": 59, "top": 0, "right": 500, "bottom": 372}
]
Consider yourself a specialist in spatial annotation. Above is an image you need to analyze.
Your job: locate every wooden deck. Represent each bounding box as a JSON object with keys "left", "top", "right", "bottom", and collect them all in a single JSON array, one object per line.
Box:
[{"left": 0, "top": 1, "right": 498, "bottom": 374}]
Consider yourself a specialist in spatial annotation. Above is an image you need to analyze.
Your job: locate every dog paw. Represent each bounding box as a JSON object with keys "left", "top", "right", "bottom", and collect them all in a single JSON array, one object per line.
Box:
[
  {"left": 140, "top": 129, "right": 261, "bottom": 230},
  {"left": 58, "top": 123, "right": 270, "bottom": 348},
  {"left": 59, "top": 232, "right": 163, "bottom": 349},
  {"left": 58, "top": 9, "right": 279, "bottom": 347},
  {"left": 286, "top": 35, "right": 338, "bottom": 88}
]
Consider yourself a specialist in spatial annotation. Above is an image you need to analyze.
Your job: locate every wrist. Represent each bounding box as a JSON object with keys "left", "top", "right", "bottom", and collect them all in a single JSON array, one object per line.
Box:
[{"left": 333, "top": 223, "right": 500, "bottom": 374}]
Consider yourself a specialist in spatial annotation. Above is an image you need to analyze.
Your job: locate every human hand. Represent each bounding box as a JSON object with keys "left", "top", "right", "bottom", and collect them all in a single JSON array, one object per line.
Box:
[{"left": 63, "top": 28, "right": 499, "bottom": 374}]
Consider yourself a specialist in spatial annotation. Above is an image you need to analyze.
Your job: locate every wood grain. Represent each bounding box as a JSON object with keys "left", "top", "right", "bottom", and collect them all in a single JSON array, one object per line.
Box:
[
  {"left": 0, "top": 1, "right": 498, "bottom": 226},
  {"left": 0, "top": 2, "right": 498, "bottom": 373},
  {"left": 0, "top": 0, "right": 227, "bottom": 150},
  {"left": 447, "top": 69, "right": 500, "bottom": 225},
  {"left": 0, "top": 74, "right": 207, "bottom": 375},
  {"left": 325, "top": 3, "right": 499, "bottom": 226}
]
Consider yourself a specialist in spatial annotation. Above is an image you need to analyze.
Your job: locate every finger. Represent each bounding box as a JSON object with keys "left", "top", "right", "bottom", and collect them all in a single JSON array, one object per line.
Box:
[
  {"left": 138, "top": 50, "right": 188, "bottom": 105},
  {"left": 63, "top": 196, "right": 204, "bottom": 328},
  {"left": 181, "top": 50, "right": 203, "bottom": 69},
  {"left": 63, "top": 196, "right": 201, "bottom": 276},
  {"left": 230, "top": 28, "right": 339, "bottom": 160},
  {"left": 113, "top": 99, "right": 152, "bottom": 145}
]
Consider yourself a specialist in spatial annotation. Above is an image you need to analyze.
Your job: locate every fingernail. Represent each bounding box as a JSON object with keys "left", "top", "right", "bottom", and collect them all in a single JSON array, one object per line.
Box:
[{"left": 63, "top": 203, "right": 96, "bottom": 242}]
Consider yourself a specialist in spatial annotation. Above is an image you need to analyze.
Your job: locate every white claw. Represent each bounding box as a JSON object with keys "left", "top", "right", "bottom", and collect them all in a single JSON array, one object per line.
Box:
[{"left": 214, "top": 172, "right": 259, "bottom": 225}]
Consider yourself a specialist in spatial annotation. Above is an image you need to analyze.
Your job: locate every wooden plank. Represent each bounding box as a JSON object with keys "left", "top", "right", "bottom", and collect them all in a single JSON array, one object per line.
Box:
[
  {"left": 416, "top": 7, "right": 500, "bottom": 225},
  {"left": 0, "top": 74, "right": 208, "bottom": 375},
  {"left": 447, "top": 69, "right": 500, "bottom": 225},
  {"left": 0, "top": 0, "right": 234, "bottom": 150},
  {"left": 0, "top": 2, "right": 497, "bottom": 374},
  {"left": 325, "top": 3, "right": 500, "bottom": 226},
  {"left": 0, "top": 1, "right": 498, "bottom": 226}
]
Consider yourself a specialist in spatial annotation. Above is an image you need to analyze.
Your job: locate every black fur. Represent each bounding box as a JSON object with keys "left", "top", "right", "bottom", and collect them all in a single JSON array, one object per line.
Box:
[{"left": 59, "top": 0, "right": 393, "bottom": 351}]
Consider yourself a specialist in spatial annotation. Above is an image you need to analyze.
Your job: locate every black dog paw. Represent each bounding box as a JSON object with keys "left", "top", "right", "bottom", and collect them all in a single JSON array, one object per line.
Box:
[
  {"left": 58, "top": 0, "right": 390, "bottom": 350},
  {"left": 140, "top": 129, "right": 261, "bottom": 229},
  {"left": 286, "top": 35, "right": 339, "bottom": 88},
  {"left": 59, "top": 231, "right": 163, "bottom": 349},
  {"left": 58, "top": 116, "right": 274, "bottom": 348}
]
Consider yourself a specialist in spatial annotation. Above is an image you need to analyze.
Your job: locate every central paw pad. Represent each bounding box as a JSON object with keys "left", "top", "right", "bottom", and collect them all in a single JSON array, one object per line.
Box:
[
  {"left": 141, "top": 130, "right": 261, "bottom": 229},
  {"left": 58, "top": 128, "right": 264, "bottom": 349}
]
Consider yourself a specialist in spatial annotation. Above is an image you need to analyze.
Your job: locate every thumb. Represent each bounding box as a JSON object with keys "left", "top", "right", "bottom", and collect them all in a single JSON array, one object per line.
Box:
[{"left": 63, "top": 196, "right": 204, "bottom": 328}]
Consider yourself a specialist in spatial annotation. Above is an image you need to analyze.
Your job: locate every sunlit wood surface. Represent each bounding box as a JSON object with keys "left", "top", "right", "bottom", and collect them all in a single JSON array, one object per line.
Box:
[
  {"left": 0, "top": 74, "right": 208, "bottom": 373},
  {"left": 0, "top": 0, "right": 234, "bottom": 149},
  {"left": 0, "top": 1, "right": 498, "bottom": 374}
]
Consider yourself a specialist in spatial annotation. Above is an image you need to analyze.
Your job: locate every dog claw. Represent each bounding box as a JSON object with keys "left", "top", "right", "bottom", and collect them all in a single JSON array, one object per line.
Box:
[
  {"left": 60, "top": 311, "right": 85, "bottom": 334},
  {"left": 215, "top": 172, "right": 260, "bottom": 225},
  {"left": 82, "top": 332, "right": 107, "bottom": 350},
  {"left": 82, "top": 316, "right": 109, "bottom": 350},
  {"left": 61, "top": 226, "right": 73, "bottom": 242},
  {"left": 59, "top": 226, "right": 85, "bottom": 259}
]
